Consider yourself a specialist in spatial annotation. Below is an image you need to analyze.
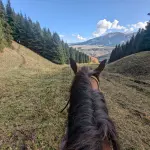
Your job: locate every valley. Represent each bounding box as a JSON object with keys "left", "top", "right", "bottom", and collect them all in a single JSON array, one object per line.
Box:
[
  {"left": 0, "top": 1, "right": 150, "bottom": 150},
  {"left": 0, "top": 42, "right": 149, "bottom": 150},
  {"left": 70, "top": 45, "right": 114, "bottom": 58},
  {"left": 70, "top": 32, "right": 136, "bottom": 59}
]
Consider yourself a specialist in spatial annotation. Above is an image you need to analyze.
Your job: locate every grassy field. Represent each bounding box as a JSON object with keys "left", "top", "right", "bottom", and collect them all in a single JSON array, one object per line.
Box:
[{"left": 0, "top": 42, "right": 150, "bottom": 150}]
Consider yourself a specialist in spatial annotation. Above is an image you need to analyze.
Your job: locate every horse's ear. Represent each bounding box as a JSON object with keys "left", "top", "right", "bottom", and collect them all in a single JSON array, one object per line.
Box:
[
  {"left": 94, "top": 59, "right": 107, "bottom": 77},
  {"left": 70, "top": 58, "right": 77, "bottom": 74}
]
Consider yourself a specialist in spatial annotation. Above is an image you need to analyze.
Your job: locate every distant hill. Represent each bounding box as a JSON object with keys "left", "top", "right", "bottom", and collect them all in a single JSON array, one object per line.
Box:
[
  {"left": 98, "top": 53, "right": 111, "bottom": 62},
  {"left": 70, "top": 45, "right": 114, "bottom": 58},
  {"left": 73, "top": 32, "right": 136, "bottom": 46}
]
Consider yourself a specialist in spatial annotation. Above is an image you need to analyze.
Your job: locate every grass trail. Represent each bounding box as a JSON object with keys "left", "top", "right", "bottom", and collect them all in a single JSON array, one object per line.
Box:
[{"left": 0, "top": 43, "right": 150, "bottom": 150}]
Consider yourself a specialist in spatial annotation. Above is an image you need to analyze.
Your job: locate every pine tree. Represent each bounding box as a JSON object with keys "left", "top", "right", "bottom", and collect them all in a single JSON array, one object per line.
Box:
[
  {"left": 0, "top": 0, "right": 5, "bottom": 19},
  {"left": 64, "top": 43, "right": 70, "bottom": 63},
  {"left": 69, "top": 47, "right": 76, "bottom": 60},
  {"left": 0, "top": 19, "right": 6, "bottom": 51},
  {"left": 0, "top": 0, "right": 12, "bottom": 47},
  {"left": 61, "top": 40, "right": 68, "bottom": 63},
  {"left": 42, "top": 28, "right": 51, "bottom": 58},
  {"left": 1, "top": 0, "right": 90, "bottom": 64},
  {"left": 13, "top": 13, "right": 26, "bottom": 44},
  {"left": 79, "top": 52, "right": 82, "bottom": 63},
  {"left": 6, "top": 0, "right": 15, "bottom": 36},
  {"left": 140, "top": 21, "right": 150, "bottom": 51},
  {"left": 51, "top": 32, "right": 65, "bottom": 64},
  {"left": 75, "top": 50, "right": 80, "bottom": 63}
]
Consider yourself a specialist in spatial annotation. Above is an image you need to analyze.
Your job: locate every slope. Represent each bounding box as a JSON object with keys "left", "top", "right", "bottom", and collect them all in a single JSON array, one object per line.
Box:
[
  {"left": 0, "top": 41, "right": 59, "bottom": 72},
  {"left": 106, "top": 51, "right": 150, "bottom": 81},
  {"left": 0, "top": 43, "right": 150, "bottom": 150}
]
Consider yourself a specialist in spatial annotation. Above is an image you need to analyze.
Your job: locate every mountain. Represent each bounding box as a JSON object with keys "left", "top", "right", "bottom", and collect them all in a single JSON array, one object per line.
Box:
[{"left": 73, "top": 32, "right": 136, "bottom": 46}]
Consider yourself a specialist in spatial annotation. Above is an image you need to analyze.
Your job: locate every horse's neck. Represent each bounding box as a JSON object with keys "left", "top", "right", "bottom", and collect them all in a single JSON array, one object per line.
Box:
[
  {"left": 102, "top": 138, "right": 113, "bottom": 150},
  {"left": 65, "top": 77, "right": 116, "bottom": 150}
]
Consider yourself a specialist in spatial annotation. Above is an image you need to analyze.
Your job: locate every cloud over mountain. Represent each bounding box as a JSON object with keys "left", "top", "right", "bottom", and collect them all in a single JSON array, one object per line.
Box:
[{"left": 93, "top": 19, "right": 147, "bottom": 37}]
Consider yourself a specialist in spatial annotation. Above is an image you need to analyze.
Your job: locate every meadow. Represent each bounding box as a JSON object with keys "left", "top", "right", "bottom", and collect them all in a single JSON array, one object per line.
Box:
[{"left": 0, "top": 42, "right": 150, "bottom": 150}]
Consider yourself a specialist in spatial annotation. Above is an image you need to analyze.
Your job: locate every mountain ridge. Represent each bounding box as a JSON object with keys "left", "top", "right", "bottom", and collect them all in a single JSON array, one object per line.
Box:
[{"left": 72, "top": 32, "right": 136, "bottom": 46}]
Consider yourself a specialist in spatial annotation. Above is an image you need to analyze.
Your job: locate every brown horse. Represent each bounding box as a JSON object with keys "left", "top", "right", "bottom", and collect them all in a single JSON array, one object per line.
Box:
[{"left": 61, "top": 58, "right": 120, "bottom": 150}]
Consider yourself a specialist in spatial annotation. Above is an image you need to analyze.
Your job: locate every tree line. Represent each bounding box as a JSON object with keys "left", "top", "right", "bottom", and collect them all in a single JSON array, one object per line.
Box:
[
  {"left": 0, "top": 0, "right": 90, "bottom": 64},
  {"left": 0, "top": 0, "right": 12, "bottom": 51},
  {"left": 109, "top": 18, "right": 150, "bottom": 63}
]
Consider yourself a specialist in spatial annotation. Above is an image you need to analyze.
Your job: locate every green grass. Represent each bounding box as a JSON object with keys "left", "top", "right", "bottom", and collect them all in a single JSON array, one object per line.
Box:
[
  {"left": 106, "top": 51, "right": 150, "bottom": 81},
  {"left": 0, "top": 42, "right": 150, "bottom": 150}
]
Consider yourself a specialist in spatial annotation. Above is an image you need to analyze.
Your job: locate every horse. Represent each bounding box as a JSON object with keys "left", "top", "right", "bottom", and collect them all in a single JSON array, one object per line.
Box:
[{"left": 61, "top": 58, "right": 120, "bottom": 150}]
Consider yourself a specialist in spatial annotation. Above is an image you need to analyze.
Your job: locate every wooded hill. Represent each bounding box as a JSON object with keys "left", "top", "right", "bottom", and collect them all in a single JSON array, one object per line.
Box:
[
  {"left": 109, "top": 17, "right": 150, "bottom": 63},
  {"left": 0, "top": 0, "right": 90, "bottom": 64}
]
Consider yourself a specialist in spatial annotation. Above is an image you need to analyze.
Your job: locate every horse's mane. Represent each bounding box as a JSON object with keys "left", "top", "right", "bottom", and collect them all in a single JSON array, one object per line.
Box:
[{"left": 65, "top": 66, "right": 119, "bottom": 150}]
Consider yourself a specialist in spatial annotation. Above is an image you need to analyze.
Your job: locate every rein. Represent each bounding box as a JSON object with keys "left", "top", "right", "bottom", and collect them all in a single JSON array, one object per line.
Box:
[{"left": 60, "top": 76, "right": 100, "bottom": 113}]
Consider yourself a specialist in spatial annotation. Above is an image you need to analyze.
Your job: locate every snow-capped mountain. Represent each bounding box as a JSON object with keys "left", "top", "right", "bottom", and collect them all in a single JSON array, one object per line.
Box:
[{"left": 73, "top": 32, "right": 136, "bottom": 46}]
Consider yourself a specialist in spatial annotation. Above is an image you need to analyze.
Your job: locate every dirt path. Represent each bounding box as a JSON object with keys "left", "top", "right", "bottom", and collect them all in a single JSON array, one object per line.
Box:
[{"left": 16, "top": 45, "right": 26, "bottom": 67}]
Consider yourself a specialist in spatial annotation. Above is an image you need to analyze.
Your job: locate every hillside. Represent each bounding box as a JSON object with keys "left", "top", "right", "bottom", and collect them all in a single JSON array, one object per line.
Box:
[
  {"left": 108, "top": 22, "right": 150, "bottom": 63},
  {"left": 0, "top": 43, "right": 150, "bottom": 150},
  {"left": 107, "top": 51, "right": 150, "bottom": 80},
  {"left": 0, "top": 42, "right": 65, "bottom": 149},
  {"left": 0, "top": 42, "right": 58, "bottom": 72},
  {"left": 73, "top": 32, "right": 136, "bottom": 46}
]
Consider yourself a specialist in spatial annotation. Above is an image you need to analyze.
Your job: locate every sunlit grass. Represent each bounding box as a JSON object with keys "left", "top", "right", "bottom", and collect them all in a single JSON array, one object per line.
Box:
[{"left": 0, "top": 42, "right": 150, "bottom": 149}]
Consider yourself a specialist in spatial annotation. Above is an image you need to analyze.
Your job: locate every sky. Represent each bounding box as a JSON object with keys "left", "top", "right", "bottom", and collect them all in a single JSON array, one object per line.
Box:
[{"left": 3, "top": 0, "right": 150, "bottom": 43}]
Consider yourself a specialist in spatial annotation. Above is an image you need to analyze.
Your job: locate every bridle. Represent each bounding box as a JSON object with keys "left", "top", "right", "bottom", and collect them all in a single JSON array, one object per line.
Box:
[
  {"left": 60, "top": 76, "right": 100, "bottom": 113},
  {"left": 90, "top": 75, "right": 100, "bottom": 89}
]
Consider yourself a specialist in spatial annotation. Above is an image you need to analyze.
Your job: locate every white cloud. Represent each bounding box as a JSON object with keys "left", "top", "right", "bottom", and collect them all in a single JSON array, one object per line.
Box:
[
  {"left": 111, "top": 20, "right": 126, "bottom": 30},
  {"left": 124, "top": 27, "right": 134, "bottom": 33},
  {"left": 124, "top": 22, "right": 147, "bottom": 33},
  {"left": 59, "top": 34, "right": 65, "bottom": 38},
  {"left": 72, "top": 34, "right": 87, "bottom": 41},
  {"left": 93, "top": 19, "right": 127, "bottom": 37},
  {"left": 130, "top": 21, "right": 147, "bottom": 29},
  {"left": 77, "top": 34, "right": 86, "bottom": 40},
  {"left": 93, "top": 19, "right": 112, "bottom": 37},
  {"left": 111, "top": 20, "right": 119, "bottom": 28},
  {"left": 93, "top": 19, "right": 148, "bottom": 37}
]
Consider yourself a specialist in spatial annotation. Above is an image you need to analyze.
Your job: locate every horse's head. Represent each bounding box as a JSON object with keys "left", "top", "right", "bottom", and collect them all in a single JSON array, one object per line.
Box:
[
  {"left": 61, "top": 58, "right": 119, "bottom": 150},
  {"left": 70, "top": 58, "right": 107, "bottom": 90}
]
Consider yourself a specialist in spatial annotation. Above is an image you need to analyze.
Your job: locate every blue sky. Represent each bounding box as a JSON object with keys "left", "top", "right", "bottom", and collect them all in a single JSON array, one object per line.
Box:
[{"left": 3, "top": 0, "right": 150, "bottom": 43}]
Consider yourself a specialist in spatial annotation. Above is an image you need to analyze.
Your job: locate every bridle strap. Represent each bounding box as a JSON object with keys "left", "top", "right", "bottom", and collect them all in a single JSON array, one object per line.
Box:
[{"left": 91, "top": 76, "right": 100, "bottom": 89}]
